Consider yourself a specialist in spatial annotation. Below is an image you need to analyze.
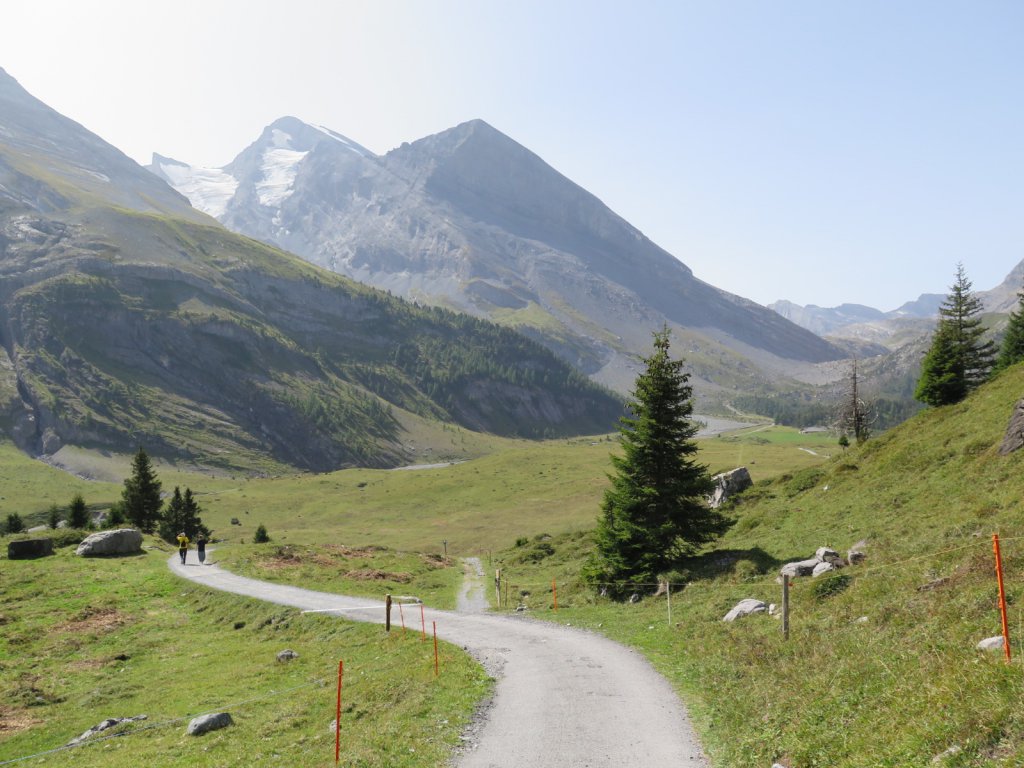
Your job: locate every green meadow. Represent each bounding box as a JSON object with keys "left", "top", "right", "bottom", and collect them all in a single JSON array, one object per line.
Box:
[{"left": 12, "top": 375, "right": 1024, "bottom": 768}]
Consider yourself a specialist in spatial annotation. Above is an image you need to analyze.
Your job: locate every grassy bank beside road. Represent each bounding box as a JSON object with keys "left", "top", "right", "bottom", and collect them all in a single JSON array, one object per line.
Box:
[{"left": 0, "top": 541, "right": 489, "bottom": 767}]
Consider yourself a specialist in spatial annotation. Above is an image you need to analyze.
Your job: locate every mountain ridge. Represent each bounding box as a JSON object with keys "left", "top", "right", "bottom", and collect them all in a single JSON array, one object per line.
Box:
[{"left": 150, "top": 114, "right": 849, "bottom": 401}]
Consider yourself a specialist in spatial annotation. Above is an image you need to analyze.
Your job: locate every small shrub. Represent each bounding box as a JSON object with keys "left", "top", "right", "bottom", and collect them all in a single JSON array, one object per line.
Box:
[
  {"left": 5, "top": 513, "right": 24, "bottom": 535},
  {"left": 811, "top": 573, "right": 852, "bottom": 600},
  {"left": 523, "top": 542, "right": 555, "bottom": 563},
  {"left": 514, "top": 536, "right": 529, "bottom": 547},
  {"left": 105, "top": 502, "right": 126, "bottom": 527},
  {"left": 253, "top": 524, "right": 270, "bottom": 543},
  {"left": 68, "top": 494, "right": 89, "bottom": 529}
]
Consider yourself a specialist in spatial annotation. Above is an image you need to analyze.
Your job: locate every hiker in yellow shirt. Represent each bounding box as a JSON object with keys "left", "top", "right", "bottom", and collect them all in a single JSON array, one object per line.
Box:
[{"left": 176, "top": 531, "right": 189, "bottom": 565}]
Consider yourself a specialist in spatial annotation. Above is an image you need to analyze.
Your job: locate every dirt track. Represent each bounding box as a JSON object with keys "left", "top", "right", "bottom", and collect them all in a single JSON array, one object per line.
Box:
[{"left": 169, "top": 554, "right": 709, "bottom": 767}]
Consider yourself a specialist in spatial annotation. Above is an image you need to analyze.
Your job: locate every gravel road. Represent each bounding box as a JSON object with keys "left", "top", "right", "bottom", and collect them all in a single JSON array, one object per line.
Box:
[{"left": 169, "top": 554, "right": 709, "bottom": 767}]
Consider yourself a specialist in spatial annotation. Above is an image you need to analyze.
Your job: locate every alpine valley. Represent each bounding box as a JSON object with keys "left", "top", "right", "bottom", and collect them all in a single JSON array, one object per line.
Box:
[{"left": 0, "top": 67, "right": 625, "bottom": 473}]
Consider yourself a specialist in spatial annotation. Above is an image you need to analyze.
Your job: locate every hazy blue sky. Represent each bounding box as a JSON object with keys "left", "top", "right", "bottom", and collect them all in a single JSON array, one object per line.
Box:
[{"left": 3, "top": 1, "right": 1022, "bottom": 310}]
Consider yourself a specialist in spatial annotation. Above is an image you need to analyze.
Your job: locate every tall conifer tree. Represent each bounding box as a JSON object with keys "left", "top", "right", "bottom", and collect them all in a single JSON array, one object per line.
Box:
[
  {"left": 158, "top": 487, "right": 210, "bottom": 543},
  {"left": 586, "top": 328, "right": 723, "bottom": 595},
  {"left": 915, "top": 264, "right": 995, "bottom": 407},
  {"left": 121, "top": 447, "right": 162, "bottom": 532}
]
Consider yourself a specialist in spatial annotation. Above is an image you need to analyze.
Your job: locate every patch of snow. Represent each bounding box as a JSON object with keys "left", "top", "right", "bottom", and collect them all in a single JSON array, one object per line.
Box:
[
  {"left": 269, "top": 128, "right": 295, "bottom": 149},
  {"left": 256, "top": 148, "right": 308, "bottom": 207},
  {"left": 157, "top": 161, "right": 238, "bottom": 218}
]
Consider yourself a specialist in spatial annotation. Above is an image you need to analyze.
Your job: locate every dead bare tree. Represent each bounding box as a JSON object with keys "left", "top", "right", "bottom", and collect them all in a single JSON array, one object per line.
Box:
[{"left": 834, "top": 358, "right": 875, "bottom": 445}]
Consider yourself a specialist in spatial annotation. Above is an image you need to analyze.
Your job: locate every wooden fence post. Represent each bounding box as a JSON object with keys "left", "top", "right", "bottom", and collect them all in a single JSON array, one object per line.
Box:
[
  {"left": 782, "top": 577, "right": 790, "bottom": 641},
  {"left": 385, "top": 594, "right": 392, "bottom": 633}
]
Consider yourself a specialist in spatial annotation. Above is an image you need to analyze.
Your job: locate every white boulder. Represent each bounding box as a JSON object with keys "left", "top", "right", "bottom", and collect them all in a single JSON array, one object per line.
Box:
[{"left": 722, "top": 598, "right": 767, "bottom": 622}]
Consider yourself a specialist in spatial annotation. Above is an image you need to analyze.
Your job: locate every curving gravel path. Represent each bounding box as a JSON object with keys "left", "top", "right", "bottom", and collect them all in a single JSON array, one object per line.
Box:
[{"left": 169, "top": 554, "right": 709, "bottom": 767}]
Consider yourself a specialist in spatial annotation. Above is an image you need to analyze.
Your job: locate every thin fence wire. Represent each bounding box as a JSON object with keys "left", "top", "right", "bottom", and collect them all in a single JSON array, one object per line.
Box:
[{"left": 493, "top": 534, "right": 1014, "bottom": 605}]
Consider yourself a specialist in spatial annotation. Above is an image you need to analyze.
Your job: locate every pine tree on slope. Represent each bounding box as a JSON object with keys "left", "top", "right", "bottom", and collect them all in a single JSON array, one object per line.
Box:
[
  {"left": 585, "top": 328, "right": 724, "bottom": 596},
  {"left": 121, "top": 447, "right": 163, "bottom": 532},
  {"left": 158, "top": 487, "right": 210, "bottom": 543},
  {"left": 915, "top": 264, "right": 995, "bottom": 407}
]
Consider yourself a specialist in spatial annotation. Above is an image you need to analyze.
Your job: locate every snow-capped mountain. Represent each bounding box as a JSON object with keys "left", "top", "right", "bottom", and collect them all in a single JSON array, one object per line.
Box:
[{"left": 149, "top": 117, "right": 848, "bottom": 399}]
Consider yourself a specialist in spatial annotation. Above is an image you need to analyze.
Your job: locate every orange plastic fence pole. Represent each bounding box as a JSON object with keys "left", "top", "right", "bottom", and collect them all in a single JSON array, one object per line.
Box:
[
  {"left": 993, "top": 534, "right": 1012, "bottom": 663},
  {"left": 399, "top": 601, "right": 406, "bottom": 634},
  {"left": 552, "top": 579, "right": 558, "bottom": 612},
  {"left": 433, "top": 621, "right": 440, "bottom": 676},
  {"left": 335, "top": 659, "right": 344, "bottom": 763}
]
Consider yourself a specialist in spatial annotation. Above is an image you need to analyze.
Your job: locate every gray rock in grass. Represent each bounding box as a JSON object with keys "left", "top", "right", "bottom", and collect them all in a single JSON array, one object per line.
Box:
[
  {"left": 722, "top": 598, "right": 767, "bottom": 622},
  {"left": 186, "top": 712, "right": 233, "bottom": 736},
  {"left": 976, "top": 635, "right": 1006, "bottom": 652}
]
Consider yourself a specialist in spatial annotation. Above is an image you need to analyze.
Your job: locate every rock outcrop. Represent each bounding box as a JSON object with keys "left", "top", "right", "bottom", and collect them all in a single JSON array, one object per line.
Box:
[
  {"left": 999, "top": 398, "right": 1024, "bottom": 455},
  {"left": 66, "top": 715, "right": 147, "bottom": 746},
  {"left": 75, "top": 529, "right": 143, "bottom": 557},
  {"left": 7, "top": 538, "right": 54, "bottom": 559},
  {"left": 708, "top": 467, "right": 753, "bottom": 508},
  {"left": 780, "top": 546, "right": 848, "bottom": 581}
]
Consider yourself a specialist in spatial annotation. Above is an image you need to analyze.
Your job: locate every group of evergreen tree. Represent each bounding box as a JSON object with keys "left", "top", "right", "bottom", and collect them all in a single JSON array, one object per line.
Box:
[
  {"left": 915, "top": 263, "right": 1024, "bottom": 408},
  {"left": 121, "top": 448, "right": 210, "bottom": 543}
]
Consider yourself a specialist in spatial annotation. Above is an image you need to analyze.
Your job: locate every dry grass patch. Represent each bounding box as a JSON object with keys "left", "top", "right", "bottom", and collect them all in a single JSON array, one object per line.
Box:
[
  {"left": 346, "top": 568, "right": 412, "bottom": 582},
  {"left": 0, "top": 706, "right": 43, "bottom": 735},
  {"left": 54, "top": 606, "right": 127, "bottom": 634},
  {"left": 324, "top": 544, "right": 385, "bottom": 558}
]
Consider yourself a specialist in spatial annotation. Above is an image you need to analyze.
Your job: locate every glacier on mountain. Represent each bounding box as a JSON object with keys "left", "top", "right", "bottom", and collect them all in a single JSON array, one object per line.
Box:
[{"left": 151, "top": 157, "right": 238, "bottom": 218}]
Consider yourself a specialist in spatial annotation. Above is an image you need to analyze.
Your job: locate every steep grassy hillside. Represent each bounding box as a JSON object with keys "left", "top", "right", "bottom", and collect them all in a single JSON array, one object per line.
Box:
[
  {"left": 491, "top": 364, "right": 1024, "bottom": 767},
  {"left": 0, "top": 206, "right": 624, "bottom": 472}
]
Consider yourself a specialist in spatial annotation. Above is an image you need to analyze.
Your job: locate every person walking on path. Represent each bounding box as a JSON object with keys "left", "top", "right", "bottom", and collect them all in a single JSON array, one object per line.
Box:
[
  {"left": 196, "top": 535, "right": 207, "bottom": 565},
  {"left": 176, "top": 531, "right": 189, "bottom": 565}
]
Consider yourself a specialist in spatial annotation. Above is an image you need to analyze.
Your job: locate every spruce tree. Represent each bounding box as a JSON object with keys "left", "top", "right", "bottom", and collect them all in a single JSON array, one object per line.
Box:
[
  {"left": 585, "top": 328, "right": 723, "bottom": 596},
  {"left": 994, "top": 286, "right": 1024, "bottom": 372},
  {"left": 121, "top": 448, "right": 163, "bottom": 532},
  {"left": 48, "top": 503, "right": 63, "bottom": 529},
  {"left": 158, "top": 487, "right": 210, "bottom": 543},
  {"left": 68, "top": 493, "right": 90, "bottom": 529},
  {"left": 915, "top": 264, "right": 995, "bottom": 407}
]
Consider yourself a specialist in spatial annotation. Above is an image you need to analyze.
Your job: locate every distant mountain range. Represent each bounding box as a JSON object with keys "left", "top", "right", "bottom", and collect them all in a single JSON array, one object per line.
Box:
[
  {"left": 0, "top": 67, "right": 624, "bottom": 472},
  {"left": 149, "top": 116, "right": 849, "bottom": 403},
  {"left": 770, "top": 260, "right": 1022, "bottom": 344}
]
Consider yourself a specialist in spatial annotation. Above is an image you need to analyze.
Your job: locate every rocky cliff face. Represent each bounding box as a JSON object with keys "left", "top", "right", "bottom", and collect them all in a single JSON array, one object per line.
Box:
[{"left": 151, "top": 117, "right": 849, "bottom": 398}]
